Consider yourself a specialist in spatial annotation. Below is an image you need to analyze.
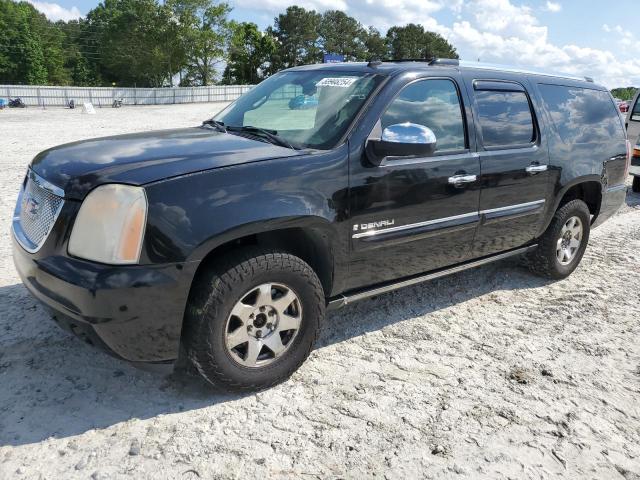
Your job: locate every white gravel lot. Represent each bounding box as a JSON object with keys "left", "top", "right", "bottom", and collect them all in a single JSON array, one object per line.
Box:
[{"left": 1, "top": 103, "right": 640, "bottom": 480}]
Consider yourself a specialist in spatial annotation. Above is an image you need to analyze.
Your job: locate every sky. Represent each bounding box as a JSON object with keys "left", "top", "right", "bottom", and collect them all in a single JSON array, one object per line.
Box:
[{"left": 25, "top": 0, "right": 640, "bottom": 88}]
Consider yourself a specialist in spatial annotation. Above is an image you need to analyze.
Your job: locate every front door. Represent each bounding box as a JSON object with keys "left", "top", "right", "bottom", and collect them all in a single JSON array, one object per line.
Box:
[
  {"left": 347, "top": 76, "right": 481, "bottom": 291},
  {"left": 463, "top": 75, "right": 552, "bottom": 257}
]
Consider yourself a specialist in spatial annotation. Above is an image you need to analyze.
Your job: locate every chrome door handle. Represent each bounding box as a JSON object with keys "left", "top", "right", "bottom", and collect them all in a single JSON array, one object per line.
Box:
[
  {"left": 448, "top": 174, "right": 477, "bottom": 185},
  {"left": 525, "top": 164, "right": 548, "bottom": 174}
]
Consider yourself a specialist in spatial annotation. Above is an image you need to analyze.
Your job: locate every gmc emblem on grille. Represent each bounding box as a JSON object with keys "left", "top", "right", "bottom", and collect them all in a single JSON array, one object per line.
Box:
[{"left": 24, "top": 194, "right": 40, "bottom": 217}]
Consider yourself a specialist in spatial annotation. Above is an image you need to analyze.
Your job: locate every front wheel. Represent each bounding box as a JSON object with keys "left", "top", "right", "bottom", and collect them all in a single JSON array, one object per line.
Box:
[
  {"left": 526, "top": 199, "right": 591, "bottom": 279},
  {"left": 183, "top": 249, "right": 324, "bottom": 391},
  {"left": 633, "top": 176, "right": 640, "bottom": 193}
]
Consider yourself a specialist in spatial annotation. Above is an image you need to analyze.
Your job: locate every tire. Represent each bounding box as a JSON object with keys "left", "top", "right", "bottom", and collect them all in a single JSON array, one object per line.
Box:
[
  {"left": 526, "top": 199, "right": 591, "bottom": 280},
  {"left": 633, "top": 176, "right": 640, "bottom": 193},
  {"left": 183, "top": 249, "right": 325, "bottom": 391}
]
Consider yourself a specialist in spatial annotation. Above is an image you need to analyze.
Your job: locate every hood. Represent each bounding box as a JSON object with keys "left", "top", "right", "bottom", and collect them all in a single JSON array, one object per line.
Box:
[{"left": 30, "top": 127, "right": 301, "bottom": 199}]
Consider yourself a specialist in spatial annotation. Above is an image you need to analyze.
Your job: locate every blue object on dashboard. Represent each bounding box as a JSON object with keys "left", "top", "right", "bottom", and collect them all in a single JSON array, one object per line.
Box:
[{"left": 288, "top": 95, "right": 319, "bottom": 110}]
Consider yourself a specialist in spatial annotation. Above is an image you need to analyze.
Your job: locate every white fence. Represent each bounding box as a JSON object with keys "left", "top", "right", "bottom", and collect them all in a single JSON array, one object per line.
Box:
[{"left": 0, "top": 85, "right": 254, "bottom": 107}]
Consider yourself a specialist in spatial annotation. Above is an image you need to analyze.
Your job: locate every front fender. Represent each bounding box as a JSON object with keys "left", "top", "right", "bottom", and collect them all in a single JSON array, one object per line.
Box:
[{"left": 140, "top": 147, "right": 350, "bottom": 266}]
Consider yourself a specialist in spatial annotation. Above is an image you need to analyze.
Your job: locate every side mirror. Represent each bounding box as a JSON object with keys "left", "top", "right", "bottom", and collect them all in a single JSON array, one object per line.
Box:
[{"left": 366, "top": 123, "right": 437, "bottom": 165}]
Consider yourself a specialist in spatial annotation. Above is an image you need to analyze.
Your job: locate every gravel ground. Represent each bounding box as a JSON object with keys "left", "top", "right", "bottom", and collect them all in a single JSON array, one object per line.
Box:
[{"left": 1, "top": 104, "right": 640, "bottom": 479}]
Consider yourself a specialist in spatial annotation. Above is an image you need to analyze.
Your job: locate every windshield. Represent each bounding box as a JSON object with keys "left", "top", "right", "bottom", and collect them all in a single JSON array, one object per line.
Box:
[{"left": 214, "top": 70, "right": 383, "bottom": 149}]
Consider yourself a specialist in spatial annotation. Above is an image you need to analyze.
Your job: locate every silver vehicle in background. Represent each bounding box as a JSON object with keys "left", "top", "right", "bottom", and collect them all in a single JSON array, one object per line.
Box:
[{"left": 627, "top": 90, "right": 640, "bottom": 192}]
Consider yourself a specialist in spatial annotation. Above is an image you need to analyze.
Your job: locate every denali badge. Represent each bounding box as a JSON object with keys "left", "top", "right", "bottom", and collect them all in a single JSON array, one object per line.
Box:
[{"left": 353, "top": 219, "right": 395, "bottom": 232}]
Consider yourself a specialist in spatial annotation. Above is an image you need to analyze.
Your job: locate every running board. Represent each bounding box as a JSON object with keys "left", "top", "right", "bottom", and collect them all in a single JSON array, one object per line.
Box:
[{"left": 327, "top": 244, "right": 537, "bottom": 310}]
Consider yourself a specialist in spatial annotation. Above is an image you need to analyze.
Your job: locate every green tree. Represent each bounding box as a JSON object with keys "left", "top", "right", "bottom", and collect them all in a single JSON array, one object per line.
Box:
[
  {"left": 363, "top": 26, "right": 388, "bottom": 60},
  {"left": 0, "top": 0, "right": 68, "bottom": 85},
  {"left": 387, "top": 24, "right": 458, "bottom": 60},
  {"left": 169, "top": 0, "right": 231, "bottom": 86},
  {"left": 318, "top": 10, "right": 366, "bottom": 61},
  {"left": 222, "top": 22, "right": 276, "bottom": 85},
  {"left": 269, "top": 6, "right": 322, "bottom": 68},
  {"left": 611, "top": 87, "right": 638, "bottom": 101},
  {"left": 87, "top": 0, "right": 177, "bottom": 87}
]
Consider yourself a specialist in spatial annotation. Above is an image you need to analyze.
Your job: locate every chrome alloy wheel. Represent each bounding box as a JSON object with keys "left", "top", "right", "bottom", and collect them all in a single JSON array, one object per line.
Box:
[
  {"left": 225, "top": 283, "right": 302, "bottom": 368},
  {"left": 556, "top": 216, "right": 583, "bottom": 265}
]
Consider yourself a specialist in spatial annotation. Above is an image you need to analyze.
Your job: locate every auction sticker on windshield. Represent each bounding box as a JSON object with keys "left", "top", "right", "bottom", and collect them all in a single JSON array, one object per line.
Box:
[{"left": 316, "top": 77, "right": 358, "bottom": 88}]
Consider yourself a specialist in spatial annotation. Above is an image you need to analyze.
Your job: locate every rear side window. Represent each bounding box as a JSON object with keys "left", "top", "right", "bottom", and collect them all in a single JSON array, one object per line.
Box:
[
  {"left": 475, "top": 90, "right": 535, "bottom": 147},
  {"left": 538, "top": 84, "right": 625, "bottom": 144},
  {"left": 381, "top": 79, "right": 467, "bottom": 152}
]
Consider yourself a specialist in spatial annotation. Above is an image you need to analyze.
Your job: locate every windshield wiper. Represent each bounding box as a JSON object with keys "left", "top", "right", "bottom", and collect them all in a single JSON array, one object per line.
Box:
[
  {"left": 202, "top": 119, "right": 227, "bottom": 133},
  {"left": 226, "top": 125, "right": 297, "bottom": 150}
]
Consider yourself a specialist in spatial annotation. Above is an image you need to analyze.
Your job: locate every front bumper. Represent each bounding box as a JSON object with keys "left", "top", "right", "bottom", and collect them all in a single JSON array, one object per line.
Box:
[{"left": 12, "top": 233, "right": 198, "bottom": 364}]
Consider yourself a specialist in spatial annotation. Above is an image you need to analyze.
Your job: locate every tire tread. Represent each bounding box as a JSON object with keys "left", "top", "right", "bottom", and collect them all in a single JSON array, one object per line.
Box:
[{"left": 183, "top": 247, "right": 324, "bottom": 391}]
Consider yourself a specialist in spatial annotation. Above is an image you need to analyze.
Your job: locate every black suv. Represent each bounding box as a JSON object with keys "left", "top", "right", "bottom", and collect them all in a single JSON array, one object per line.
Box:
[{"left": 12, "top": 59, "right": 630, "bottom": 390}]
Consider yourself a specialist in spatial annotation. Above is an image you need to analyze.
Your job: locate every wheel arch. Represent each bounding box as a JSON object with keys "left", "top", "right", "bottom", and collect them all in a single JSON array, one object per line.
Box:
[
  {"left": 543, "top": 176, "right": 603, "bottom": 231},
  {"left": 186, "top": 219, "right": 339, "bottom": 303}
]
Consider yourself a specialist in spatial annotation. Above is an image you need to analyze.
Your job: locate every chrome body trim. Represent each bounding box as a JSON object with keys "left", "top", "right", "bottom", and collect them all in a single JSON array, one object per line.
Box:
[
  {"left": 352, "top": 200, "right": 546, "bottom": 239},
  {"left": 328, "top": 244, "right": 538, "bottom": 309},
  {"left": 26, "top": 169, "right": 65, "bottom": 197},
  {"left": 12, "top": 169, "right": 66, "bottom": 254},
  {"left": 352, "top": 211, "right": 480, "bottom": 239},
  {"left": 479, "top": 199, "right": 545, "bottom": 215}
]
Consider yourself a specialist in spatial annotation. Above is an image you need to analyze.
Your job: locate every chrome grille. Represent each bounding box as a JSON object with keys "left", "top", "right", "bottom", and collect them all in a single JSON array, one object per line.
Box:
[{"left": 14, "top": 171, "right": 65, "bottom": 252}]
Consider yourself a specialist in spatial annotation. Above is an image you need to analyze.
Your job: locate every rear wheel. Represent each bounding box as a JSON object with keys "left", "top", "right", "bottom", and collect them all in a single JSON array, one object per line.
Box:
[
  {"left": 183, "top": 249, "right": 324, "bottom": 391},
  {"left": 633, "top": 176, "right": 640, "bottom": 193},
  {"left": 526, "top": 199, "right": 591, "bottom": 279}
]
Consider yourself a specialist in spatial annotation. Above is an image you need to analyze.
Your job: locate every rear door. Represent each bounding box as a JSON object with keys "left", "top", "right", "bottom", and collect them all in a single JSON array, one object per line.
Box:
[
  {"left": 346, "top": 74, "right": 481, "bottom": 290},
  {"left": 463, "top": 73, "right": 552, "bottom": 257}
]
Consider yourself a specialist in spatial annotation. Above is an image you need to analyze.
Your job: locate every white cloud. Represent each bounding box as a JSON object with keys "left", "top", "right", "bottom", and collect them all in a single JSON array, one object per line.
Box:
[
  {"left": 26, "top": 1, "right": 82, "bottom": 22},
  {"left": 544, "top": 1, "right": 562, "bottom": 13},
  {"left": 229, "top": 0, "right": 640, "bottom": 87}
]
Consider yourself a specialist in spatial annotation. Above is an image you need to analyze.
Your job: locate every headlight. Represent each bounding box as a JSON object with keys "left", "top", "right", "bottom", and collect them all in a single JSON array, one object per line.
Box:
[{"left": 68, "top": 184, "right": 147, "bottom": 264}]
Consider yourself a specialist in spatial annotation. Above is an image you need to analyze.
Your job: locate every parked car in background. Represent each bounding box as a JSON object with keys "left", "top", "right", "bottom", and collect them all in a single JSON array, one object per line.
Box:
[
  {"left": 615, "top": 98, "right": 629, "bottom": 113},
  {"left": 12, "top": 59, "right": 630, "bottom": 391}
]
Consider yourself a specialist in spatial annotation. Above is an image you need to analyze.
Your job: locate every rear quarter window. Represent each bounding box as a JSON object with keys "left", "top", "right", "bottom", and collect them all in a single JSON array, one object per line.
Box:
[{"left": 537, "top": 84, "right": 625, "bottom": 144}]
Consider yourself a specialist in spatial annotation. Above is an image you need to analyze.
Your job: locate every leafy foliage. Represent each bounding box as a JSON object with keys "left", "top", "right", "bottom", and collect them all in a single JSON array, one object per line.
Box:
[
  {"left": 610, "top": 87, "right": 638, "bottom": 101},
  {"left": 387, "top": 24, "right": 458, "bottom": 60},
  {"left": 222, "top": 22, "right": 276, "bottom": 85},
  {"left": 1, "top": 2, "right": 461, "bottom": 87}
]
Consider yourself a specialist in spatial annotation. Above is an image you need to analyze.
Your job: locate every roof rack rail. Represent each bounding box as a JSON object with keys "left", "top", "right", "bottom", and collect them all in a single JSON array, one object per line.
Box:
[
  {"left": 457, "top": 61, "right": 590, "bottom": 83},
  {"left": 374, "top": 57, "right": 460, "bottom": 66},
  {"left": 429, "top": 58, "right": 460, "bottom": 66}
]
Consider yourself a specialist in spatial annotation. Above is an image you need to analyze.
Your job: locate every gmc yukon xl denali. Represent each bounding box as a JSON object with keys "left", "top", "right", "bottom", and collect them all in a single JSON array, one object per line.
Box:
[{"left": 12, "top": 59, "right": 630, "bottom": 390}]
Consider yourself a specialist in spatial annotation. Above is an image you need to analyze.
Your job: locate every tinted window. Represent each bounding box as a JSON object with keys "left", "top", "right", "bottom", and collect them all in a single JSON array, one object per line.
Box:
[
  {"left": 631, "top": 94, "right": 640, "bottom": 121},
  {"left": 216, "top": 71, "right": 383, "bottom": 149},
  {"left": 381, "top": 79, "right": 466, "bottom": 152},
  {"left": 538, "top": 84, "right": 625, "bottom": 144},
  {"left": 475, "top": 89, "right": 535, "bottom": 147}
]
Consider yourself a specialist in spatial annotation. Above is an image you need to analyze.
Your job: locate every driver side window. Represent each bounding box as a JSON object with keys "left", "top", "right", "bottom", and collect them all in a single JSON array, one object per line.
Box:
[{"left": 382, "top": 79, "right": 467, "bottom": 152}]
